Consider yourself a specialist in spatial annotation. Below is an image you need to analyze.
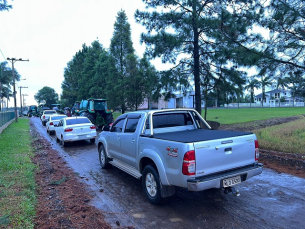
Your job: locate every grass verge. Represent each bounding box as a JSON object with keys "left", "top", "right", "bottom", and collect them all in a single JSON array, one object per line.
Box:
[
  {"left": 0, "top": 118, "right": 37, "bottom": 228},
  {"left": 253, "top": 117, "right": 305, "bottom": 154},
  {"left": 205, "top": 107, "right": 305, "bottom": 124}
]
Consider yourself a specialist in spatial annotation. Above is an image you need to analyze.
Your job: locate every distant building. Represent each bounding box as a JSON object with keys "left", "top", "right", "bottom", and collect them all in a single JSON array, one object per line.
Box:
[
  {"left": 254, "top": 89, "right": 304, "bottom": 106},
  {"left": 138, "top": 91, "right": 205, "bottom": 110}
]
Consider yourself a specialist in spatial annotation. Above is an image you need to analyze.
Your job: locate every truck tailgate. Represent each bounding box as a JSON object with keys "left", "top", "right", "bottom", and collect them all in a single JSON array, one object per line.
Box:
[{"left": 194, "top": 134, "right": 256, "bottom": 176}]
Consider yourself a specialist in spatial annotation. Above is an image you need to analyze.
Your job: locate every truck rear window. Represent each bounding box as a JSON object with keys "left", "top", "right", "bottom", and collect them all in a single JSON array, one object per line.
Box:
[{"left": 153, "top": 113, "right": 193, "bottom": 128}]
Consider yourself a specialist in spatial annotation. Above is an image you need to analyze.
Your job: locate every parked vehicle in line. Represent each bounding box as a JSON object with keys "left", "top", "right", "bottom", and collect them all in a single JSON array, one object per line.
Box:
[
  {"left": 54, "top": 117, "right": 97, "bottom": 147},
  {"left": 46, "top": 115, "right": 67, "bottom": 135},
  {"left": 77, "top": 98, "right": 113, "bottom": 127},
  {"left": 40, "top": 110, "right": 58, "bottom": 126},
  {"left": 27, "top": 105, "right": 38, "bottom": 117},
  {"left": 71, "top": 101, "right": 80, "bottom": 116},
  {"left": 97, "top": 108, "right": 263, "bottom": 204}
]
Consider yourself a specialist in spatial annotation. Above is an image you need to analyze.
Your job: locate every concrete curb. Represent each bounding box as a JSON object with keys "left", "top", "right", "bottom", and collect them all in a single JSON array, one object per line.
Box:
[{"left": 0, "top": 119, "right": 14, "bottom": 134}]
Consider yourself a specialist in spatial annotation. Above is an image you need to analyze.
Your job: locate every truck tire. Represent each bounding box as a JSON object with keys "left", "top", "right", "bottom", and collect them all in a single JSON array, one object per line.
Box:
[
  {"left": 142, "top": 165, "right": 162, "bottom": 205},
  {"left": 98, "top": 145, "right": 111, "bottom": 169}
]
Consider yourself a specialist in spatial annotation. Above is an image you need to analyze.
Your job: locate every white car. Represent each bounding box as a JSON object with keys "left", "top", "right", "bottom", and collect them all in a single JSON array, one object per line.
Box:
[
  {"left": 55, "top": 117, "right": 97, "bottom": 147},
  {"left": 41, "top": 110, "right": 58, "bottom": 126},
  {"left": 46, "top": 115, "right": 67, "bottom": 135}
]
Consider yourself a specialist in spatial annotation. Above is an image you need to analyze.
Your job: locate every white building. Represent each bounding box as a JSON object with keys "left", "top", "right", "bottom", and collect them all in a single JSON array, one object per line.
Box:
[
  {"left": 254, "top": 89, "right": 304, "bottom": 106},
  {"left": 138, "top": 91, "right": 205, "bottom": 110}
]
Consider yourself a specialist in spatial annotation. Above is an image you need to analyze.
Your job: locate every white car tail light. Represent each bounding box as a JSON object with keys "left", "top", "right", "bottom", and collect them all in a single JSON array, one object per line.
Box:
[
  {"left": 64, "top": 128, "right": 73, "bottom": 132},
  {"left": 182, "top": 150, "right": 196, "bottom": 175},
  {"left": 90, "top": 125, "right": 96, "bottom": 129},
  {"left": 50, "top": 122, "right": 53, "bottom": 125}
]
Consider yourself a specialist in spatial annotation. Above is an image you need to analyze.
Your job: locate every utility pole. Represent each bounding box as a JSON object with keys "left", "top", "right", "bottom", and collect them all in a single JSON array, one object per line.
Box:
[
  {"left": 19, "top": 86, "right": 28, "bottom": 115},
  {"left": 7, "top": 58, "right": 29, "bottom": 122}
]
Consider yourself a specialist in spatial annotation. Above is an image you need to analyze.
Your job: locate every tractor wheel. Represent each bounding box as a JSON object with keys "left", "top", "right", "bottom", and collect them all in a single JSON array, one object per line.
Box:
[
  {"left": 106, "top": 113, "right": 114, "bottom": 125},
  {"left": 87, "top": 114, "right": 95, "bottom": 124}
]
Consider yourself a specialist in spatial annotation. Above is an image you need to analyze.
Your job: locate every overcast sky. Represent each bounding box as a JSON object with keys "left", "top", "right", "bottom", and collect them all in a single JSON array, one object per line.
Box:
[{"left": 0, "top": 0, "right": 159, "bottom": 108}]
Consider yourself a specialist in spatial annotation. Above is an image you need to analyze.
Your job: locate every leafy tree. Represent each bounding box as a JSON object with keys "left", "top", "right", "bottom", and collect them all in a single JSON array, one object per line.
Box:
[
  {"left": 287, "top": 70, "right": 304, "bottom": 106},
  {"left": 138, "top": 56, "right": 160, "bottom": 109},
  {"left": 109, "top": 10, "right": 136, "bottom": 113},
  {"left": 34, "top": 86, "right": 59, "bottom": 108},
  {"left": 78, "top": 41, "right": 106, "bottom": 99},
  {"left": 245, "top": 77, "right": 260, "bottom": 104},
  {"left": 275, "top": 76, "right": 289, "bottom": 90},
  {"left": 257, "top": 74, "right": 273, "bottom": 107},
  {"left": 135, "top": 0, "right": 263, "bottom": 114},
  {"left": 61, "top": 45, "right": 89, "bottom": 106},
  {"left": 259, "top": 0, "right": 305, "bottom": 71},
  {"left": 0, "top": 0, "right": 12, "bottom": 11},
  {"left": 89, "top": 49, "right": 110, "bottom": 99},
  {"left": 0, "top": 61, "right": 19, "bottom": 111}
]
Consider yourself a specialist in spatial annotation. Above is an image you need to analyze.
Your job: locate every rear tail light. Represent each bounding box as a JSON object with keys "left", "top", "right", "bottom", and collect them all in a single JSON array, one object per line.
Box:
[
  {"left": 50, "top": 122, "right": 53, "bottom": 125},
  {"left": 255, "top": 140, "right": 259, "bottom": 161},
  {"left": 43, "top": 115, "right": 45, "bottom": 119},
  {"left": 64, "top": 128, "right": 73, "bottom": 132},
  {"left": 182, "top": 150, "right": 196, "bottom": 175},
  {"left": 90, "top": 125, "right": 96, "bottom": 129}
]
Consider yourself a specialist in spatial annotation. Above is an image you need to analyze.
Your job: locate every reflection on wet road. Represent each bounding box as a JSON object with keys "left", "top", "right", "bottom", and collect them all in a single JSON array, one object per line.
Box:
[{"left": 31, "top": 117, "right": 305, "bottom": 229}]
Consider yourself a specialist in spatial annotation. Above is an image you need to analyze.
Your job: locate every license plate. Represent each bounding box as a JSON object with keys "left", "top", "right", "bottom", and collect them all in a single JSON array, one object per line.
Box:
[{"left": 223, "top": 176, "right": 241, "bottom": 187}]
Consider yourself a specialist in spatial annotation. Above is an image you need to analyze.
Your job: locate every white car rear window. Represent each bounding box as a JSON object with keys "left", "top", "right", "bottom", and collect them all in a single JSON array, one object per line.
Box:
[{"left": 66, "top": 118, "right": 91, "bottom": 125}]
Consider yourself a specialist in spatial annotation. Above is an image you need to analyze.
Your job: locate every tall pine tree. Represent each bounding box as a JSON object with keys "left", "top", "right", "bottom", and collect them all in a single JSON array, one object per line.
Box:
[
  {"left": 135, "top": 0, "right": 263, "bottom": 115},
  {"left": 109, "top": 10, "right": 137, "bottom": 113}
]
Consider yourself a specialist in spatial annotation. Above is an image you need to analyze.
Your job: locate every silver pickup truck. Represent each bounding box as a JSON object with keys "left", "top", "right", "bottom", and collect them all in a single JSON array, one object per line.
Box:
[{"left": 97, "top": 109, "right": 263, "bottom": 204}]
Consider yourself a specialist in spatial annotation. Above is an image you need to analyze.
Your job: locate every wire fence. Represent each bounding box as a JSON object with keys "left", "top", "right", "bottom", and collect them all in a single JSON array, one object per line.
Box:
[
  {"left": 0, "top": 111, "right": 15, "bottom": 128},
  {"left": 224, "top": 102, "right": 305, "bottom": 108}
]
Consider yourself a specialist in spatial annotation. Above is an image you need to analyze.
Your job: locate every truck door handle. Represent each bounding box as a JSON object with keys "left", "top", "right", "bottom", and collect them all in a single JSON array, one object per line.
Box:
[
  {"left": 131, "top": 139, "right": 135, "bottom": 143},
  {"left": 224, "top": 147, "right": 232, "bottom": 154}
]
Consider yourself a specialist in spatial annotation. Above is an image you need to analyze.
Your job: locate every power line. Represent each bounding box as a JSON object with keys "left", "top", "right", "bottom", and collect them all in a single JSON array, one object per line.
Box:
[{"left": 0, "top": 49, "right": 6, "bottom": 61}]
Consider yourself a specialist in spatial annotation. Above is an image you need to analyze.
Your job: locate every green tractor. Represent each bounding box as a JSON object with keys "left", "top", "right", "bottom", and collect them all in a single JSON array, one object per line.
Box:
[
  {"left": 27, "top": 105, "right": 38, "bottom": 117},
  {"left": 78, "top": 98, "right": 113, "bottom": 127}
]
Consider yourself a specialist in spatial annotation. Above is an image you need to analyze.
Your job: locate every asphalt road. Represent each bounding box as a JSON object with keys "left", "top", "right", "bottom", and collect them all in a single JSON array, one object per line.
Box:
[{"left": 31, "top": 117, "right": 305, "bottom": 229}]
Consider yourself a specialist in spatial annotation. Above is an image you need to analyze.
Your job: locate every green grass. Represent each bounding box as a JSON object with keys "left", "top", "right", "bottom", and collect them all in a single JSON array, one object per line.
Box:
[
  {"left": 253, "top": 117, "right": 305, "bottom": 154},
  {"left": 0, "top": 118, "right": 37, "bottom": 229},
  {"left": 113, "top": 112, "right": 121, "bottom": 120},
  {"left": 204, "top": 107, "right": 305, "bottom": 124}
]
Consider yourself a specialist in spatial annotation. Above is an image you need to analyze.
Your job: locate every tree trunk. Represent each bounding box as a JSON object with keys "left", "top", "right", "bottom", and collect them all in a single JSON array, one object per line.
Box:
[
  {"left": 192, "top": 5, "right": 201, "bottom": 115},
  {"left": 204, "top": 85, "right": 208, "bottom": 120}
]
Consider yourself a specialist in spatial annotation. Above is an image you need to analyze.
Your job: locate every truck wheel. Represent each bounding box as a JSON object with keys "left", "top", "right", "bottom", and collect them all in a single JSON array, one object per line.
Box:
[
  {"left": 142, "top": 165, "right": 162, "bottom": 205},
  {"left": 98, "top": 145, "right": 111, "bottom": 169}
]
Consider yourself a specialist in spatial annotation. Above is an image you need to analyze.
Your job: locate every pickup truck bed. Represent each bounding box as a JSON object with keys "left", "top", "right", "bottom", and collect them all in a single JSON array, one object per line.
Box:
[{"left": 151, "top": 129, "right": 253, "bottom": 143}]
